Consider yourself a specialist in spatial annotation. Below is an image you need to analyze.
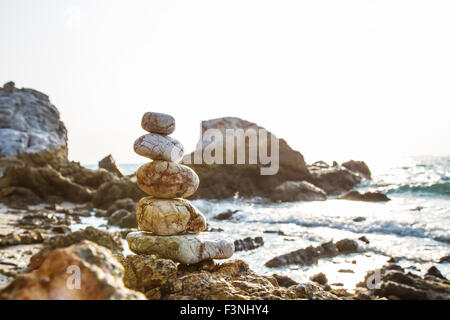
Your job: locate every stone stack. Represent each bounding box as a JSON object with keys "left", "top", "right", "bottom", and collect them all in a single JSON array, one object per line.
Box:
[{"left": 126, "top": 112, "right": 235, "bottom": 264}]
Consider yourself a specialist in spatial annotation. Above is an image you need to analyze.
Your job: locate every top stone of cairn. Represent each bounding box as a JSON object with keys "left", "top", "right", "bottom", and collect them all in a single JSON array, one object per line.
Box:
[{"left": 141, "top": 112, "right": 175, "bottom": 135}]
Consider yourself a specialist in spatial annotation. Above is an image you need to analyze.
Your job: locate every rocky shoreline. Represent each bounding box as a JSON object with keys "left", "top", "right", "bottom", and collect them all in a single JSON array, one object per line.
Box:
[{"left": 0, "top": 82, "right": 448, "bottom": 300}]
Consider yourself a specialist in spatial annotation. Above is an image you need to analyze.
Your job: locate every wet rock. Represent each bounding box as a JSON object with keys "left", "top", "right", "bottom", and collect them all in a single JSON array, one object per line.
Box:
[
  {"left": 425, "top": 266, "right": 446, "bottom": 280},
  {"left": 308, "top": 165, "right": 362, "bottom": 196},
  {"left": 310, "top": 272, "right": 328, "bottom": 285},
  {"left": 29, "top": 226, "right": 123, "bottom": 269},
  {"left": 98, "top": 154, "right": 125, "bottom": 178},
  {"left": 136, "top": 197, "right": 206, "bottom": 235},
  {"left": 136, "top": 161, "right": 199, "bottom": 198},
  {"left": 272, "top": 274, "right": 298, "bottom": 288},
  {"left": 234, "top": 236, "right": 264, "bottom": 252},
  {"left": 0, "top": 230, "right": 45, "bottom": 247},
  {"left": 108, "top": 209, "right": 138, "bottom": 228},
  {"left": 16, "top": 212, "right": 71, "bottom": 230},
  {"left": 341, "top": 160, "right": 371, "bottom": 179},
  {"left": 358, "top": 236, "right": 370, "bottom": 244},
  {"left": 0, "top": 241, "right": 145, "bottom": 300},
  {"left": 134, "top": 134, "right": 184, "bottom": 163},
  {"left": 106, "top": 198, "right": 137, "bottom": 216},
  {"left": 339, "top": 190, "right": 390, "bottom": 202},
  {"left": 263, "top": 230, "right": 286, "bottom": 236},
  {"left": 439, "top": 255, "right": 450, "bottom": 263},
  {"left": 141, "top": 112, "right": 175, "bottom": 135},
  {"left": 213, "top": 209, "right": 239, "bottom": 220},
  {"left": 0, "top": 83, "right": 67, "bottom": 160},
  {"left": 185, "top": 117, "right": 311, "bottom": 200},
  {"left": 269, "top": 181, "right": 327, "bottom": 202},
  {"left": 91, "top": 178, "right": 146, "bottom": 209},
  {"left": 353, "top": 216, "right": 366, "bottom": 222},
  {"left": 338, "top": 269, "right": 354, "bottom": 273},
  {"left": 126, "top": 231, "right": 234, "bottom": 264},
  {"left": 335, "top": 239, "right": 359, "bottom": 254}
]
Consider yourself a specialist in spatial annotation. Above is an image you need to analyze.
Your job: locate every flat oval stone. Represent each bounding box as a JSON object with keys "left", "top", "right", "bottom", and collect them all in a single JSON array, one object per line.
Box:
[
  {"left": 134, "top": 133, "right": 184, "bottom": 163},
  {"left": 126, "top": 231, "right": 235, "bottom": 264},
  {"left": 136, "top": 197, "right": 206, "bottom": 235},
  {"left": 141, "top": 112, "right": 175, "bottom": 135},
  {"left": 136, "top": 161, "right": 199, "bottom": 198}
]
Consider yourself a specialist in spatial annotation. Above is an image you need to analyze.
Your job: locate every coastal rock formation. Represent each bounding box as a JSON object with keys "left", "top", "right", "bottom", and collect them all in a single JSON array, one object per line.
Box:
[
  {"left": 127, "top": 231, "right": 234, "bottom": 264},
  {"left": 265, "top": 239, "right": 360, "bottom": 268},
  {"left": 342, "top": 160, "right": 371, "bottom": 179},
  {"left": 269, "top": 181, "right": 327, "bottom": 202},
  {"left": 0, "top": 82, "right": 67, "bottom": 161},
  {"left": 99, "top": 154, "right": 125, "bottom": 178},
  {"left": 108, "top": 209, "right": 138, "bottom": 228},
  {"left": 134, "top": 134, "right": 184, "bottom": 163},
  {"left": 308, "top": 163, "right": 362, "bottom": 196},
  {"left": 339, "top": 190, "right": 390, "bottom": 202},
  {"left": 234, "top": 236, "right": 264, "bottom": 252},
  {"left": 136, "top": 197, "right": 206, "bottom": 235},
  {"left": 185, "top": 117, "right": 311, "bottom": 199},
  {"left": 0, "top": 241, "right": 145, "bottom": 300},
  {"left": 91, "top": 178, "right": 146, "bottom": 209},
  {"left": 136, "top": 161, "right": 199, "bottom": 198}
]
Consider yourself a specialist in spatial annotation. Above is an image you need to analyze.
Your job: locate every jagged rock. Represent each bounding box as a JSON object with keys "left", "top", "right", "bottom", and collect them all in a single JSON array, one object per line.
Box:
[
  {"left": 91, "top": 178, "right": 146, "bottom": 209},
  {"left": 425, "top": 266, "right": 446, "bottom": 280},
  {"left": 358, "top": 236, "right": 370, "bottom": 244},
  {"left": 234, "top": 236, "right": 264, "bottom": 252},
  {"left": 272, "top": 274, "right": 298, "bottom": 288},
  {"left": 106, "top": 198, "right": 137, "bottom": 216},
  {"left": 185, "top": 117, "right": 311, "bottom": 199},
  {"left": 0, "top": 83, "right": 67, "bottom": 161},
  {"left": 339, "top": 190, "right": 390, "bottom": 202},
  {"left": 0, "top": 241, "right": 145, "bottom": 300},
  {"left": 99, "top": 154, "right": 125, "bottom": 178},
  {"left": 341, "top": 160, "right": 371, "bottom": 179},
  {"left": 308, "top": 165, "right": 362, "bottom": 196},
  {"left": 310, "top": 272, "right": 328, "bottom": 285},
  {"left": 127, "top": 231, "right": 234, "bottom": 264},
  {"left": 107, "top": 209, "right": 138, "bottom": 228},
  {"left": 269, "top": 181, "right": 327, "bottom": 202},
  {"left": 29, "top": 226, "right": 123, "bottom": 269},
  {"left": 57, "top": 161, "right": 115, "bottom": 189},
  {"left": 265, "top": 239, "right": 359, "bottom": 268}
]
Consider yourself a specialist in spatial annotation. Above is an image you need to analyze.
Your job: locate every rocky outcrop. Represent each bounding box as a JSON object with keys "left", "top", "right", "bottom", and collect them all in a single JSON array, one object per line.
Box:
[
  {"left": 308, "top": 163, "right": 362, "bottom": 196},
  {"left": 357, "top": 263, "right": 450, "bottom": 300},
  {"left": 0, "top": 82, "right": 67, "bottom": 162},
  {"left": 269, "top": 181, "right": 327, "bottom": 202},
  {"left": 265, "top": 239, "right": 361, "bottom": 268},
  {"left": 342, "top": 160, "right": 371, "bottom": 179},
  {"left": 99, "top": 154, "right": 125, "bottom": 178},
  {"left": 185, "top": 117, "right": 311, "bottom": 199},
  {"left": 234, "top": 236, "right": 264, "bottom": 252},
  {"left": 339, "top": 190, "right": 390, "bottom": 202},
  {"left": 91, "top": 177, "right": 146, "bottom": 209},
  {"left": 108, "top": 209, "right": 138, "bottom": 228},
  {"left": 0, "top": 241, "right": 145, "bottom": 300},
  {"left": 121, "top": 255, "right": 340, "bottom": 300}
]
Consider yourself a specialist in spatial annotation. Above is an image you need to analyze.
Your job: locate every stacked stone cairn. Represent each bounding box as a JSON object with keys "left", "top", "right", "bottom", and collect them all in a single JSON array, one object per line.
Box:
[{"left": 126, "top": 112, "right": 235, "bottom": 264}]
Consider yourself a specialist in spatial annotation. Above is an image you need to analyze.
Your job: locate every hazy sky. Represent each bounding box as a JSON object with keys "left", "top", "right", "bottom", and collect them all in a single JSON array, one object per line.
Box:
[{"left": 1, "top": 0, "right": 449, "bottom": 168}]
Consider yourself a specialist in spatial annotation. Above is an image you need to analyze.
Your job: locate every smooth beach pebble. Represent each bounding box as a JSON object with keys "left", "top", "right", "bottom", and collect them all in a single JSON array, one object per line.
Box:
[
  {"left": 136, "top": 160, "right": 199, "bottom": 198},
  {"left": 136, "top": 197, "right": 206, "bottom": 235},
  {"left": 126, "top": 231, "right": 235, "bottom": 264},
  {"left": 134, "top": 133, "right": 184, "bottom": 163},
  {"left": 141, "top": 112, "right": 175, "bottom": 135}
]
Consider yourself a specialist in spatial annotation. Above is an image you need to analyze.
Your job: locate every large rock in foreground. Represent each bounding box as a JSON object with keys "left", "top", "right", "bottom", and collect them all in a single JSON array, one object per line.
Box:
[
  {"left": 184, "top": 117, "right": 311, "bottom": 199},
  {"left": 0, "top": 82, "right": 67, "bottom": 162},
  {"left": 0, "top": 240, "right": 145, "bottom": 300},
  {"left": 127, "top": 231, "right": 234, "bottom": 264}
]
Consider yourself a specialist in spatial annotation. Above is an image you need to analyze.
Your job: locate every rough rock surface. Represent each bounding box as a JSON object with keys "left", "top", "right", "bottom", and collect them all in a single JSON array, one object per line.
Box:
[
  {"left": 0, "top": 241, "right": 145, "bottom": 300},
  {"left": 127, "top": 231, "right": 234, "bottom": 264},
  {"left": 269, "top": 181, "right": 327, "bottom": 202},
  {"left": 121, "top": 255, "right": 340, "bottom": 300},
  {"left": 185, "top": 117, "right": 311, "bottom": 199},
  {"left": 265, "top": 239, "right": 360, "bottom": 268},
  {"left": 141, "top": 112, "right": 175, "bottom": 135},
  {"left": 134, "top": 133, "right": 184, "bottom": 163},
  {"left": 339, "top": 190, "right": 390, "bottom": 202},
  {"left": 98, "top": 154, "right": 125, "bottom": 178},
  {"left": 136, "top": 197, "right": 206, "bottom": 235},
  {"left": 136, "top": 161, "right": 199, "bottom": 198},
  {"left": 0, "top": 82, "right": 67, "bottom": 160}
]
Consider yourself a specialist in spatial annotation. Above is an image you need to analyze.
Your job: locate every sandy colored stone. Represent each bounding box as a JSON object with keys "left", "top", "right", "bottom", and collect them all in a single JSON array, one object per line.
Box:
[
  {"left": 126, "top": 231, "right": 235, "bottom": 264},
  {"left": 136, "top": 161, "right": 199, "bottom": 198},
  {"left": 141, "top": 112, "right": 175, "bottom": 135},
  {"left": 134, "top": 133, "right": 184, "bottom": 163},
  {"left": 136, "top": 197, "right": 206, "bottom": 235}
]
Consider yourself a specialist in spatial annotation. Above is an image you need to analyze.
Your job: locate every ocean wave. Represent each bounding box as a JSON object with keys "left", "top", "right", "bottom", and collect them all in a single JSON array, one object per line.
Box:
[{"left": 387, "top": 181, "right": 450, "bottom": 197}]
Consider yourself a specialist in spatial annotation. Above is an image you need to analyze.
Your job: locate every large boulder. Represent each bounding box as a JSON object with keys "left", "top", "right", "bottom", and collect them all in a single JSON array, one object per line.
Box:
[
  {"left": 269, "top": 181, "right": 327, "bottom": 202},
  {"left": 308, "top": 162, "right": 362, "bottom": 196},
  {"left": 342, "top": 160, "right": 371, "bottom": 179},
  {"left": 184, "top": 117, "right": 311, "bottom": 199},
  {"left": 0, "top": 82, "right": 67, "bottom": 163},
  {"left": 91, "top": 177, "right": 146, "bottom": 209},
  {"left": 0, "top": 241, "right": 145, "bottom": 300},
  {"left": 98, "top": 154, "right": 125, "bottom": 178}
]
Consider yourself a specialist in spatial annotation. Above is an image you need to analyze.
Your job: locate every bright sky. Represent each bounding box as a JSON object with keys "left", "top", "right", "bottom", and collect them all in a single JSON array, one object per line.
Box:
[{"left": 1, "top": 0, "right": 449, "bottom": 168}]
